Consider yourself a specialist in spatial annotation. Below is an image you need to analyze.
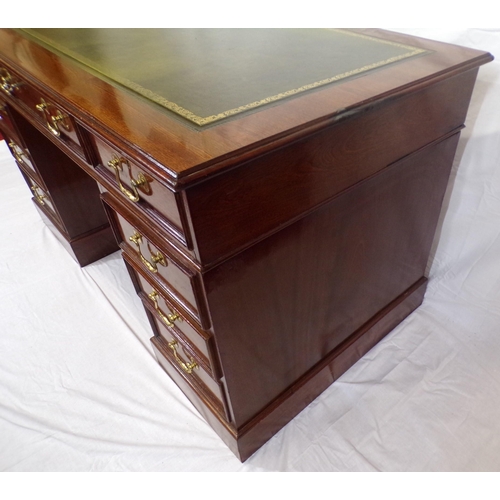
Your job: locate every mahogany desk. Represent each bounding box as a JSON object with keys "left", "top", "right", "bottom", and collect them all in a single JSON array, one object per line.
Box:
[{"left": 0, "top": 29, "right": 492, "bottom": 461}]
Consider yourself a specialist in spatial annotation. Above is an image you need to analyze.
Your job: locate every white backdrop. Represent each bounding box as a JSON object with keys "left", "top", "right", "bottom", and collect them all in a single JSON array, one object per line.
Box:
[{"left": 1, "top": 29, "right": 499, "bottom": 471}]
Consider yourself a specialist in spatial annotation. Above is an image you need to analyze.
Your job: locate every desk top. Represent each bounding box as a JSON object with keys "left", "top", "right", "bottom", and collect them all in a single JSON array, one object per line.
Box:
[
  {"left": 0, "top": 29, "right": 493, "bottom": 186},
  {"left": 20, "top": 29, "right": 427, "bottom": 126}
]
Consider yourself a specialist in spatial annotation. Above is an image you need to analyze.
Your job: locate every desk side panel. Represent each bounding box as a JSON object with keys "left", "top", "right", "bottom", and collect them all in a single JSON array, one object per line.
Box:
[
  {"left": 185, "top": 69, "right": 478, "bottom": 266},
  {"left": 203, "top": 134, "right": 460, "bottom": 427}
]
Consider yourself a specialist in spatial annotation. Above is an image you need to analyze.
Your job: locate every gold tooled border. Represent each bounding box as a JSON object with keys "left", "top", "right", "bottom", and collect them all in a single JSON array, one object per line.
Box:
[{"left": 20, "top": 28, "right": 428, "bottom": 127}]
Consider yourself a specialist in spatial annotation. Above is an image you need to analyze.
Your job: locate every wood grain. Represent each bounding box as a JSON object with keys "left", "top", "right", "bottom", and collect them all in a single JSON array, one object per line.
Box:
[
  {"left": 0, "top": 29, "right": 492, "bottom": 461},
  {"left": 204, "top": 133, "right": 460, "bottom": 427},
  {"left": 185, "top": 70, "right": 477, "bottom": 265},
  {"left": 0, "top": 29, "right": 492, "bottom": 185}
]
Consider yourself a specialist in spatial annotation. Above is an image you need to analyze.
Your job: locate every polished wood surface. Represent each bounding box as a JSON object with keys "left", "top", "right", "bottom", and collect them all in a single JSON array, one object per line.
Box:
[
  {"left": 203, "top": 133, "right": 460, "bottom": 427},
  {"left": 0, "top": 29, "right": 492, "bottom": 182},
  {"left": 11, "top": 106, "right": 108, "bottom": 237},
  {"left": 236, "top": 277, "right": 429, "bottom": 461},
  {"left": 0, "top": 94, "right": 117, "bottom": 266},
  {"left": 185, "top": 70, "right": 477, "bottom": 265},
  {"left": 0, "top": 29, "right": 493, "bottom": 461},
  {"left": 0, "top": 100, "right": 22, "bottom": 144}
]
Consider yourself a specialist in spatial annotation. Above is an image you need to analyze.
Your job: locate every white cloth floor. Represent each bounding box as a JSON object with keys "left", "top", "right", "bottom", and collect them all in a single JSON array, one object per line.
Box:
[{"left": 1, "top": 28, "right": 500, "bottom": 471}]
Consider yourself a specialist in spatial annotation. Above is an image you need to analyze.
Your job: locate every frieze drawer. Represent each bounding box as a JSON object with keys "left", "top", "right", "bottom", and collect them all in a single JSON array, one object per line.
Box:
[
  {"left": 0, "top": 64, "right": 84, "bottom": 156},
  {"left": 92, "top": 134, "right": 190, "bottom": 249}
]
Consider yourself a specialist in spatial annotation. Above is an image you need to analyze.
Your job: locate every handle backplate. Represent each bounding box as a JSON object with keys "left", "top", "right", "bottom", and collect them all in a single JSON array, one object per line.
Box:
[
  {"left": 108, "top": 155, "right": 150, "bottom": 203},
  {"left": 35, "top": 98, "right": 71, "bottom": 137},
  {"left": 168, "top": 339, "right": 198, "bottom": 374},
  {"left": 129, "top": 232, "right": 167, "bottom": 273}
]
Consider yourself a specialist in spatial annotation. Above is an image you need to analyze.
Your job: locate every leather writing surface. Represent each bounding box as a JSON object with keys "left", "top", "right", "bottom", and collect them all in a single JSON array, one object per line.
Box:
[{"left": 20, "top": 28, "right": 428, "bottom": 126}]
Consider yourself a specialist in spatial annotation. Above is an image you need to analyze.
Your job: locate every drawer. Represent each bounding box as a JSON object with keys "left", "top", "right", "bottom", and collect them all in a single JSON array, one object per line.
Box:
[
  {"left": 22, "top": 171, "right": 58, "bottom": 218},
  {"left": 135, "top": 272, "right": 219, "bottom": 379},
  {"left": 124, "top": 247, "right": 215, "bottom": 356},
  {"left": 92, "top": 134, "right": 189, "bottom": 248},
  {"left": 0, "top": 64, "right": 84, "bottom": 155},
  {"left": 0, "top": 100, "right": 21, "bottom": 144},
  {"left": 150, "top": 310, "right": 223, "bottom": 400},
  {"left": 151, "top": 334, "right": 229, "bottom": 423},
  {"left": 106, "top": 202, "right": 208, "bottom": 326},
  {"left": 6, "top": 136, "right": 39, "bottom": 178}
]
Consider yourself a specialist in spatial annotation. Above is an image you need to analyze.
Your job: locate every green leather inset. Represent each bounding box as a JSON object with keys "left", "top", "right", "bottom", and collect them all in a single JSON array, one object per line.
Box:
[{"left": 21, "top": 29, "right": 428, "bottom": 126}]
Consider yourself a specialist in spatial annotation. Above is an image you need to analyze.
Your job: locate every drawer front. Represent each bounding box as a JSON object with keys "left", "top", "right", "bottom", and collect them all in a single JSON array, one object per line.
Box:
[
  {"left": 137, "top": 274, "right": 219, "bottom": 379},
  {"left": 92, "top": 134, "right": 188, "bottom": 247},
  {"left": 6, "top": 136, "right": 39, "bottom": 178},
  {"left": 0, "top": 100, "right": 21, "bottom": 144},
  {"left": 0, "top": 64, "right": 83, "bottom": 155},
  {"left": 151, "top": 335, "right": 229, "bottom": 423},
  {"left": 115, "top": 210, "right": 204, "bottom": 324},
  {"left": 150, "top": 312, "right": 224, "bottom": 403},
  {"left": 23, "top": 172, "right": 58, "bottom": 218}
]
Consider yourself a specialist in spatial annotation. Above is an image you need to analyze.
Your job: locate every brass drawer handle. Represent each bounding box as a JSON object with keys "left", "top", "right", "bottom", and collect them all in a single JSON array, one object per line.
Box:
[
  {"left": 0, "top": 68, "right": 23, "bottom": 95},
  {"left": 107, "top": 155, "right": 149, "bottom": 203},
  {"left": 35, "top": 98, "right": 71, "bottom": 137},
  {"left": 148, "top": 289, "right": 181, "bottom": 327},
  {"left": 168, "top": 339, "right": 198, "bottom": 374},
  {"left": 129, "top": 232, "right": 167, "bottom": 273},
  {"left": 30, "top": 185, "right": 46, "bottom": 206},
  {"left": 8, "top": 141, "right": 27, "bottom": 165}
]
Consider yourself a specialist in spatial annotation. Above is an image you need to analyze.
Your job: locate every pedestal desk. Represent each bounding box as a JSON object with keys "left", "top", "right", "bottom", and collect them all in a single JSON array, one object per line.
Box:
[{"left": 0, "top": 29, "right": 492, "bottom": 461}]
